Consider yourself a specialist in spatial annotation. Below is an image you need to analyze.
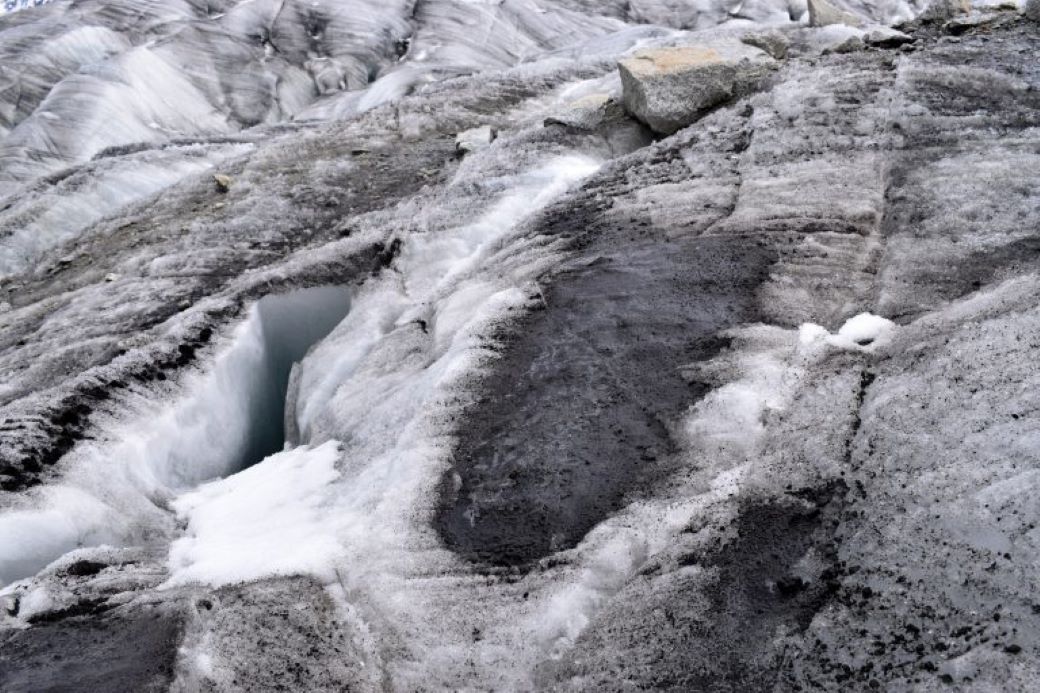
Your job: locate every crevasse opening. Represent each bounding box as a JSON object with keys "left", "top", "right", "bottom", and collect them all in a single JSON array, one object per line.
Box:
[
  {"left": 0, "top": 286, "right": 351, "bottom": 587},
  {"left": 165, "top": 155, "right": 605, "bottom": 595},
  {"left": 239, "top": 286, "right": 353, "bottom": 467}
]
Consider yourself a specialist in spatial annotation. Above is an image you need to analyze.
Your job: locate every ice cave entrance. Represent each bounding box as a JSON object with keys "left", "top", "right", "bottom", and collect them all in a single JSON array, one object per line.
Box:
[{"left": 237, "top": 286, "right": 351, "bottom": 469}]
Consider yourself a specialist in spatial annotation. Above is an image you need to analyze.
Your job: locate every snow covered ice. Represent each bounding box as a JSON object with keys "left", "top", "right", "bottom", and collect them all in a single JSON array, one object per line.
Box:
[
  {"left": 1, "top": 0, "right": 1040, "bottom": 691},
  {"left": 167, "top": 441, "right": 344, "bottom": 588}
]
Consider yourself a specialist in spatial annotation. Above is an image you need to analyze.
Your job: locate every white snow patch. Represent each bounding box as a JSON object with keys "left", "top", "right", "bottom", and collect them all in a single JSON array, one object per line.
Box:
[
  {"left": 836, "top": 312, "right": 896, "bottom": 345},
  {"left": 166, "top": 441, "right": 343, "bottom": 588},
  {"left": 537, "top": 530, "right": 649, "bottom": 659},
  {"left": 798, "top": 322, "right": 830, "bottom": 345},
  {"left": 800, "top": 311, "right": 896, "bottom": 351}
]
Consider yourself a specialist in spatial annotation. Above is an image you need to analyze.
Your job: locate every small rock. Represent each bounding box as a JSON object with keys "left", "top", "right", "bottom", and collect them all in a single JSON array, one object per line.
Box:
[
  {"left": 825, "top": 35, "right": 866, "bottom": 53},
  {"left": 213, "top": 173, "right": 232, "bottom": 193},
  {"left": 864, "top": 27, "right": 913, "bottom": 48},
  {"left": 741, "top": 30, "right": 790, "bottom": 60},
  {"left": 617, "top": 40, "right": 777, "bottom": 135},
  {"left": 805, "top": 24, "right": 869, "bottom": 55},
  {"left": 544, "top": 93, "right": 626, "bottom": 130},
  {"left": 305, "top": 56, "right": 350, "bottom": 94},
  {"left": 1028, "top": 0, "right": 1040, "bottom": 22},
  {"left": 455, "top": 126, "right": 497, "bottom": 155},
  {"left": 807, "top": 0, "right": 864, "bottom": 27},
  {"left": 920, "top": 0, "right": 971, "bottom": 22},
  {"left": 1004, "top": 643, "right": 1022, "bottom": 654},
  {"left": 104, "top": 273, "right": 119, "bottom": 283},
  {"left": 944, "top": 12, "right": 1004, "bottom": 34}
]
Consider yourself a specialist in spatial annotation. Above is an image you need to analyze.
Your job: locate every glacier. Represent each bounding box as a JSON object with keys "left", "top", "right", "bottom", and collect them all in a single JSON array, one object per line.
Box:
[{"left": 0, "top": 0, "right": 1038, "bottom": 691}]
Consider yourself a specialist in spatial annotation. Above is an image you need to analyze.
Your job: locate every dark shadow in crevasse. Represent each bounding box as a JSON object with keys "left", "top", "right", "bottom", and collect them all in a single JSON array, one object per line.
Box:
[{"left": 237, "top": 286, "right": 352, "bottom": 470}]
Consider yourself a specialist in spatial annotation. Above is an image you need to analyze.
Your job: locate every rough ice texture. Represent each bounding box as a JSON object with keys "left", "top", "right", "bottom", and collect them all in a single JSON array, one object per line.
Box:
[{"left": 0, "top": 2, "right": 1038, "bottom": 693}]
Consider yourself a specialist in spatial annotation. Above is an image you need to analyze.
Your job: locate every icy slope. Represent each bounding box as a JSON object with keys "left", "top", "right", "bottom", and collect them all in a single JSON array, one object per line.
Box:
[{"left": 0, "top": 1, "right": 1038, "bottom": 692}]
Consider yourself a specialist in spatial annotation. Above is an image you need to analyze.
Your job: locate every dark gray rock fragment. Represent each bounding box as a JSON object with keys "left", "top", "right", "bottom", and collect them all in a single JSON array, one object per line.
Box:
[
  {"left": 1028, "top": 0, "right": 1040, "bottom": 22},
  {"left": 741, "top": 30, "right": 791, "bottom": 59},
  {"left": 864, "top": 26, "right": 914, "bottom": 47}
]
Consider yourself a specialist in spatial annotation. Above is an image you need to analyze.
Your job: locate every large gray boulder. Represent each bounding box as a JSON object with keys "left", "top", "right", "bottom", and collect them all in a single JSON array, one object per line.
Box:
[
  {"left": 807, "top": 0, "right": 864, "bottom": 26},
  {"left": 618, "top": 40, "right": 777, "bottom": 135},
  {"left": 919, "top": 0, "right": 971, "bottom": 21}
]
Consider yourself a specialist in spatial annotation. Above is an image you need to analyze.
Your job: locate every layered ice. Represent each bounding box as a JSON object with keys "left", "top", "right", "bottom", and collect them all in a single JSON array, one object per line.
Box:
[{"left": 0, "top": 0, "right": 619, "bottom": 185}]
